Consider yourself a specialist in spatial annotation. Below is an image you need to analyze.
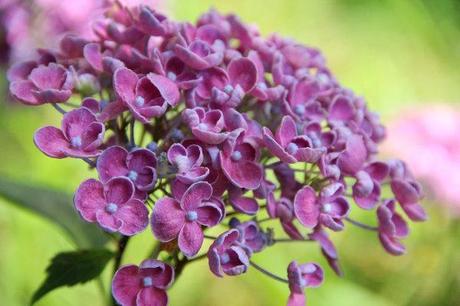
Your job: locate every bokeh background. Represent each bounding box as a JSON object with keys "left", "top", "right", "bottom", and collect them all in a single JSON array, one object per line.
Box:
[{"left": 1, "top": 0, "right": 459, "bottom": 305}]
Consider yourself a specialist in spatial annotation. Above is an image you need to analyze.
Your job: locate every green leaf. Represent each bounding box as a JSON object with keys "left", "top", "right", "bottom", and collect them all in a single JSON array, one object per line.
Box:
[
  {"left": 31, "top": 249, "right": 114, "bottom": 304},
  {"left": 0, "top": 177, "right": 109, "bottom": 248}
]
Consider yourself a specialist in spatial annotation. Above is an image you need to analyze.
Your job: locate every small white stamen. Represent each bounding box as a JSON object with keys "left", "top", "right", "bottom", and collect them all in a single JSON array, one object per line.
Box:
[
  {"left": 198, "top": 123, "right": 208, "bottom": 130},
  {"left": 127, "top": 170, "right": 138, "bottom": 182},
  {"left": 143, "top": 276, "right": 153, "bottom": 287},
  {"left": 220, "top": 252, "right": 230, "bottom": 264},
  {"left": 167, "top": 72, "right": 177, "bottom": 81},
  {"left": 231, "top": 150, "right": 242, "bottom": 161},
  {"left": 105, "top": 203, "right": 118, "bottom": 214},
  {"left": 186, "top": 210, "right": 198, "bottom": 221},
  {"left": 322, "top": 203, "right": 332, "bottom": 214},
  {"left": 135, "top": 96, "right": 145, "bottom": 107},
  {"left": 286, "top": 142, "right": 299, "bottom": 154},
  {"left": 294, "top": 105, "right": 305, "bottom": 116},
  {"left": 71, "top": 136, "right": 82, "bottom": 148},
  {"left": 257, "top": 82, "right": 267, "bottom": 90},
  {"left": 223, "top": 84, "right": 234, "bottom": 94}
]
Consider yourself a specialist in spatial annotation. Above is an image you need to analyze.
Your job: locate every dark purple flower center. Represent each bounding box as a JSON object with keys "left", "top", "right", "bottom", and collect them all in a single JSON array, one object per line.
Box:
[
  {"left": 105, "top": 203, "right": 118, "bottom": 214},
  {"left": 186, "top": 210, "right": 198, "bottom": 221},
  {"left": 143, "top": 276, "right": 153, "bottom": 287}
]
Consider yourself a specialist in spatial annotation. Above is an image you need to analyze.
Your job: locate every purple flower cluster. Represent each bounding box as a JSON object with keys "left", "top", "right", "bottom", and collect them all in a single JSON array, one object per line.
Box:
[{"left": 7, "top": 3, "right": 426, "bottom": 306}]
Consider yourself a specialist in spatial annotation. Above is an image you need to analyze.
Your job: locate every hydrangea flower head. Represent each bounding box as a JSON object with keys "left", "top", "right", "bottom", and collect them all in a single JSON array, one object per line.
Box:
[{"left": 7, "top": 2, "right": 427, "bottom": 305}]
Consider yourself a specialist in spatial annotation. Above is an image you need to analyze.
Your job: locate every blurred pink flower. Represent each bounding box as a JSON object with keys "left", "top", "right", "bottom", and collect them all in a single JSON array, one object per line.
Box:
[
  {"left": 384, "top": 104, "right": 460, "bottom": 216},
  {"left": 0, "top": 0, "right": 164, "bottom": 63}
]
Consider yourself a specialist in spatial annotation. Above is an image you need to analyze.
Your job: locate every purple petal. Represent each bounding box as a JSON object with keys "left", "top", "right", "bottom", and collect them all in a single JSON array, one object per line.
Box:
[
  {"left": 228, "top": 57, "right": 258, "bottom": 92},
  {"left": 294, "top": 187, "right": 319, "bottom": 228},
  {"left": 34, "top": 126, "right": 69, "bottom": 158},
  {"left": 10, "top": 80, "right": 40, "bottom": 105},
  {"left": 276, "top": 116, "right": 297, "bottom": 147},
  {"left": 146, "top": 73, "right": 180, "bottom": 106},
  {"left": 196, "top": 203, "right": 222, "bottom": 227},
  {"left": 104, "top": 177, "right": 135, "bottom": 205},
  {"left": 329, "top": 96, "right": 355, "bottom": 121},
  {"left": 136, "top": 288, "right": 168, "bottom": 306},
  {"left": 29, "top": 63, "right": 69, "bottom": 91},
  {"left": 7, "top": 61, "right": 36, "bottom": 82},
  {"left": 337, "top": 134, "right": 367, "bottom": 175},
  {"left": 400, "top": 202, "right": 427, "bottom": 222},
  {"left": 220, "top": 152, "right": 263, "bottom": 190},
  {"left": 177, "top": 167, "right": 210, "bottom": 184},
  {"left": 139, "top": 259, "right": 175, "bottom": 289},
  {"left": 114, "top": 67, "right": 138, "bottom": 104},
  {"left": 151, "top": 197, "right": 185, "bottom": 241},
  {"left": 61, "top": 107, "right": 98, "bottom": 139},
  {"left": 74, "top": 179, "right": 106, "bottom": 222},
  {"left": 379, "top": 233, "right": 405, "bottom": 256},
  {"left": 263, "top": 128, "right": 297, "bottom": 163},
  {"left": 97, "top": 146, "right": 129, "bottom": 183},
  {"left": 96, "top": 210, "right": 122, "bottom": 232},
  {"left": 391, "top": 179, "right": 422, "bottom": 206},
  {"left": 117, "top": 199, "right": 149, "bottom": 236},
  {"left": 180, "top": 181, "right": 213, "bottom": 211},
  {"left": 178, "top": 222, "right": 204, "bottom": 257},
  {"left": 84, "top": 43, "right": 103, "bottom": 71},
  {"left": 287, "top": 292, "right": 305, "bottom": 306},
  {"left": 112, "top": 265, "right": 142, "bottom": 306}
]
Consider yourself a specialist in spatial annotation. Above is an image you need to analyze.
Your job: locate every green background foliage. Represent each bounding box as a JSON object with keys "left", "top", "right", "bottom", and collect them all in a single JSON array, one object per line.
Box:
[{"left": 0, "top": 0, "right": 459, "bottom": 305}]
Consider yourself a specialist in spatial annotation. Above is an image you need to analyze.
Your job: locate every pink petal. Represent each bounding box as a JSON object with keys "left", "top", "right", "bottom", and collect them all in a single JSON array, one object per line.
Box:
[
  {"left": 180, "top": 181, "right": 213, "bottom": 211},
  {"left": 294, "top": 186, "right": 319, "bottom": 228},
  {"left": 151, "top": 197, "right": 185, "bottom": 241},
  {"left": 228, "top": 57, "right": 258, "bottom": 92},
  {"left": 7, "top": 61, "right": 36, "bottom": 82},
  {"left": 114, "top": 67, "right": 138, "bottom": 104},
  {"left": 220, "top": 152, "right": 263, "bottom": 190},
  {"left": 337, "top": 134, "right": 367, "bottom": 175},
  {"left": 117, "top": 199, "right": 149, "bottom": 236},
  {"left": 136, "top": 288, "right": 168, "bottom": 306},
  {"left": 83, "top": 43, "right": 103, "bottom": 71},
  {"left": 276, "top": 116, "right": 297, "bottom": 147},
  {"left": 74, "top": 179, "right": 106, "bottom": 222},
  {"left": 196, "top": 203, "right": 222, "bottom": 227},
  {"left": 263, "top": 127, "right": 297, "bottom": 163},
  {"left": 62, "top": 108, "right": 98, "bottom": 139},
  {"left": 139, "top": 259, "right": 175, "bottom": 289},
  {"left": 146, "top": 73, "right": 180, "bottom": 106},
  {"left": 112, "top": 265, "right": 142, "bottom": 306},
  {"left": 104, "top": 177, "right": 135, "bottom": 205},
  {"left": 329, "top": 95, "right": 355, "bottom": 121},
  {"left": 127, "top": 148, "right": 157, "bottom": 172},
  {"left": 177, "top": 167, "right": 210, "bottom": 184},
  {"left": 29, "top": 63, "right": 68, "bottom": 90},
  {"left": 34, "top": 126, "right": 69, "bottom": 158},
  {"left": 97, "top": 146, "right": 129, "bottom": 183},
  {"left": 96, "top": 210, "right": 122, "bottom": 232},
  {"left": 178, "top": 222, "right": 204, "bottom": 257},
  {"left": 10, "top": 80, "right": 40, "bottom": 105},
  {"left": 287, "top": 292, "right": 306, "bottom": 306}
]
